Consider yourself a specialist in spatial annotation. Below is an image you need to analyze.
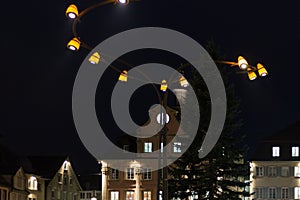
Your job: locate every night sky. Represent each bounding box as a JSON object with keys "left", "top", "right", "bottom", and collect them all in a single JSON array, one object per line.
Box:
[{"left": 0, "top": 0, "right": 300, "bottom": 173}]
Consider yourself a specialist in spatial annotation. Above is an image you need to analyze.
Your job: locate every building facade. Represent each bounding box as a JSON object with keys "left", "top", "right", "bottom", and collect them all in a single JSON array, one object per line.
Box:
[
  {"left": 250, "top": 122, "right": 300, "bottom": 200},
  {"left": 101, "top": 106, "right": 184, "bottom": 200}
]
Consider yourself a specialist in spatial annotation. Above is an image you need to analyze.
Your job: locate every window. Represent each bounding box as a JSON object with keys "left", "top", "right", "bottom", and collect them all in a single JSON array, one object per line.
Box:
[
  {"left": 160, "top": 142, "right": 163, "bottom": 153},
  {"left": 86, "top": 193, "right": 91, "bottom": 199},
  {"left": 272, "top": 146, "right": 280, "bottom": 157},
  {"left": 295, "top": 166, "right": 300, "bottom": 177},
  {"left": 58, "top": 191, "right": 61, "bottom": 199},
  {"left": 69, "top": 176, "right": 73, "bottom": 185},
  {"left": 281, "top": 166, "right": 289, "bottom": 176},
  {"left": 28, "top": 176, "right": 38, "bottom": 190},
  {"left": 268, "top": 166, "right": 277, "bottom": 176},
  {"left": 173, "top": 142, "right": 182, "bottom": 153},
  {"left": 126, "top": 191, "right": 134, "bottom": 200},
  {"left": 282, "top": 187, "right": 289, "bottom": 199},
  {"left": 74, "top": 194, "right": 78, "bottom": 200},
  {"left": 143, "top": 168, "right": 152, "bottom": 180},
  {"left": 110, "top": 169, "right": 119, "bottom": 180},
  {"left": 63, "top": 174, "right": 67, "bottom": 185},
  {"left": 63, "top": 192, "right": 67, "bottom": 200},
  {"left": 126, "top": 168, "right": 134, "bottom": 180},
  {"left": 255, "top": 166, "right": 264, "bottom": 177},
  {"left": 295, "top": 187, "right": 300, "bottom": 199},
  {"left": 123, "top": 145, "right": 129, "bottom": 152},
  {"left": 268, "top": 187, "right": 276, "bottom": 199},
  {"left": 58, "top": 173, "right": 62, "bottom": 183},
  {"left": 51, "top": 190, "right": 55, "bottom": 198},
  {"left": 293, "top": 146, "right": 299, "bottom": 157},
  {"left": 80, "top": 193, "right": 85, "bottom": 199},
  {"left": 143, "top": 191, "right": 151, "bottom": 200},
  {"left": 144, "top": 143, "right": 152, "bottom": 153},
  {"left": 110, "top": 192, "right": 119, "bottom": 200}
]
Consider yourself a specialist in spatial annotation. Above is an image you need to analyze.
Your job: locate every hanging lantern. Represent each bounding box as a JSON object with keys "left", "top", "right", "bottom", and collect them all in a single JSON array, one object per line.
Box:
[
  {"left": 89, "top": 52, "right": 101, "bottom": 64},
  {"left": 247, "top": 68, "right": 257, "bottom": 81},
  {"left": 160, "top": 80, "right": 168, "bottom": 92},
  {"left": 179, "top": 76, "right": 189, "bottom": 87},
  {"left": 238, "top": 56, "right": 248, "bottom": 70},
  {"left": 67, "top": 37, "right": 80, "bottom": 51},
  {"left": 256, "top": 63, "right": 268, "bottom": 77},
  {"left": 66, "top": 4, "right": 79, "bottom": 19},
  {"left": 118, "top": 70, "right": 128, "bottom": 82}
]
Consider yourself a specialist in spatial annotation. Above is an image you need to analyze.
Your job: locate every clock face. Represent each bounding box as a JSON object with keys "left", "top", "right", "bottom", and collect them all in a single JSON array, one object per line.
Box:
[{"left": 156, "top": 113, "right": 170, "bottom": 124}]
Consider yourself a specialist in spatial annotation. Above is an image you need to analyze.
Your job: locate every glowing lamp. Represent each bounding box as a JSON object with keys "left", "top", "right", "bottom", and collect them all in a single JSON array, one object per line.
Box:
[
  {"left": 160, "top": 80, "right": 168, "bottom": 92},
  {"left": 118, "top": 0, "right": 129, "bottom": 4},
  {"left": 238, "top": 56, "right": 248, "bottom": 70},
  {"left": 179, "top": 76, "right": 189, "bottom": 87},
  {"left": 256, "top": 63, "right": 268, "bottom": 77},
  {"left": 119, "top": 70, "right": 128, "bottom": 82},
  {"left": 89, "top": 52, "right": 101, "bottom": 64},
  {"left": 247, "top": 68, "right": 257, "bottom": 81},
  {"left": 66, "top": 4, "right": 78, "bottom": 19},
  {"left": 67, "top": 37, "right": 80, "bottom": 51}
]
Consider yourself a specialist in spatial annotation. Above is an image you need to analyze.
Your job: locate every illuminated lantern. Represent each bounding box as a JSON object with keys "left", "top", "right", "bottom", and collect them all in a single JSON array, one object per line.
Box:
[
  {"left": 238, "top": 56, "right": 248, "bottom": 70},
  {"left": 66, "top": 4, "right": 78, "bottom": 19},
  {"left": 256, "top": 63, "right": 268, "bottom": 77},
  {"left": 179, "top": 76, "right": 189, "bottom": 87},
  {"left": 118, "top": 70, "right": 128, "bottom": 82},
  {"left": 247, "top": 68, "right": 257, "bottom": 81},
  {"left": 160, "top": 80, "right": 167, "bottom": 92},
  {"left": 67, "top": 37, "right": 80, "bottom": 51},
  {"left": 89, "top": 52, "right": 101, "bottom": 64}
]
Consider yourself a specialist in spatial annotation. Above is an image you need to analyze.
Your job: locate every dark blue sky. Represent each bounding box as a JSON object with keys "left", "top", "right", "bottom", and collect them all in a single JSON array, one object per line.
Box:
[{"left": 0, "top": 0, "right": 300, "bottom": 173}]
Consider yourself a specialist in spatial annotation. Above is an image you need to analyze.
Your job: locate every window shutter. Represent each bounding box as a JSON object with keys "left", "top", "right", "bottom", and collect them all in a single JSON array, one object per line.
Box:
[
  {"left": 265, "top": 166, "right": 269, "bottom": 176},
  {"left": 290, "top": 166, "right": 294, "bottom": 177},
  {"left": 263, "top": 187, "right": 267, "bottom": 199},
  {"left": 277, "top": 187, "right": 280, "bottom": 199},
  {"left": 277, "top": 166, "right": 281, "bottom": 176},
  {"left": 290, "top": 187, "right": 294, "bottom": 199}
]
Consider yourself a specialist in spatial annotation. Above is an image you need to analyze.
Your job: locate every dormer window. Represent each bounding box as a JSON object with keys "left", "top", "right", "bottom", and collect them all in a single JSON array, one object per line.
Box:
[
  {"left": 272, "top": 146, "right": 280, "bottom": 157},
  {"left": 28, "top": 176, "right": 38, "bottom": 190},
  {"left": 292, "top": 146, "right": 299, "bottom": 157}
]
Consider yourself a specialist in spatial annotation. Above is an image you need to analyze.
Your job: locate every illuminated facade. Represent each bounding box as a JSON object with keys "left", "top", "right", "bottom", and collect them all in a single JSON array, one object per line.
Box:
[
  {"left": 250, "top": 122, "right": 300, "bottom": 200},
  {"left": 100, "top": 106, "right": 183, "bottom": 200}
]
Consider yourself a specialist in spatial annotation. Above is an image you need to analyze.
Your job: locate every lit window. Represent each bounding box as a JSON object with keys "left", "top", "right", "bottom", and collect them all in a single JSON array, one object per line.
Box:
[
  {"left": 144, "top": 143, "right": 152, "bottom": 153},
  {"left": 110, "top": 169, "right": 119, "bottom": 180},
  {"left": 282, "top": 187, "right": 289, "bottom": 199},
  {"left": 126, "top": 168, "right": 134, "bottom": 180},
  {"left": 111, "top": 191, "right": 119, "bottom": 200},
  {"left": 143, "top": 168, "right": 152, "bottom": 180},
  {"left": 143, "top": 191, "right": 151, "bottom": 200},
  {"left": 281, "top": 166, "right": 289, "bottom": 176},
  {"left": 156, "top": 113, "right": 170, "bottom": 124},
  {"left": 295, "top": 187, "right": 300, "bottom": 199},
  {"left": 255, "top": 166, "right": 264, "bottom": 177},
  {"left": 80, "top": 193, "right": 85, "bottom": 199},
  {"left": 268, "top": 187, "right": 276, "bottom": 199},
  {"left": 292, "top": 147, "right": 299, "bottom": 157},
  {"left": 123, "top": 145, "right": 129, "bottom": 152},
  {"left": 126, "top": 191, "right": 134, "bottom": 200},
  {"left": 173, "top": 142, "right": 182, "bottom": 153},
  {"left": 58, "top": 173, "right": 62, "bottom": 183},
  {"left": 268, "top": 166, "right": 277, "bottom": 176},
  {"left": 295, "top": 166, "right": 300, "bottom": 177},
  {"left": 28, "top": 176, "right": 38, "bottom": 190},
  {"left": 272, "top": 146, "right": 280, "bottom": 157}
]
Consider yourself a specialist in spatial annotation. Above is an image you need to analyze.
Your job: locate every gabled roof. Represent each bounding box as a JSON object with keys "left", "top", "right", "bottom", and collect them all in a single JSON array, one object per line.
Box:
[
  {"left": 250, "top": 120, "right": 300, "bottom": 161},
  {"left": 26, "top": 156, "right": 68, "bottom": 178}
]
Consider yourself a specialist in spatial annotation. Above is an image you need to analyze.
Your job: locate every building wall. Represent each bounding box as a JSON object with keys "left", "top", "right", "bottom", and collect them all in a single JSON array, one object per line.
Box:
[
  {"left": 250, "top": 161, "right": 300, "bottom": 199},
  {"left": 46, "top": 161, "right": 82, "bottom": 200}
]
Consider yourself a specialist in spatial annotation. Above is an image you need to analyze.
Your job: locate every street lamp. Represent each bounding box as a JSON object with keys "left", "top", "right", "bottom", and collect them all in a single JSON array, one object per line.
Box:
[
  {"left": 65, "top": 0, "right": 132, "bottom": 51},
  {"left": 216, "top": 55, "right": 268, "bottom": 81}
]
